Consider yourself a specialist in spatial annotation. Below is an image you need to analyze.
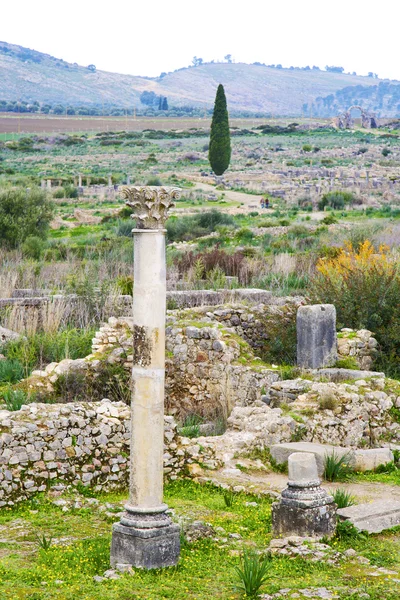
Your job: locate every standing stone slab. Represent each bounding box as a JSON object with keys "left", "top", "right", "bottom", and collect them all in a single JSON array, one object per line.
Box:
[
  {"left": 297, "top": 304, "right": 337, "bottom": 369},
  {"left": 272, "top": 452, "right": 336, "bottom": 539},
  {"left": 110, "top": 186, "right": 181, "bottom": 569}
]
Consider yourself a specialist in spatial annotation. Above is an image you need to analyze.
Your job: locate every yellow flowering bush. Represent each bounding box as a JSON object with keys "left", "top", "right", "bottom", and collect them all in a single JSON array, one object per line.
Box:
[{"left": 311, "top": 241, "right": 400, "bottom": 376}]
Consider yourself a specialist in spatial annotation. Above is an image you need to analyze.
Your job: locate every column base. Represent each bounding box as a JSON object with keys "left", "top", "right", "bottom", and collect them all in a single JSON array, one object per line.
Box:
[
  {"left": 110, "top": 513, "right": 180, "bottom": 569},
  {"left": 272, "top": 481, "right": 336, "bottom": 539}
]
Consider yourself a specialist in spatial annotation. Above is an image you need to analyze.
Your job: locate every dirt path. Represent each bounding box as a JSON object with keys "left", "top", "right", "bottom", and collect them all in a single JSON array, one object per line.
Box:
[
  {"left": 192, "top": 181, "right": 264, "bottom": 210},
  {"left": 205, "top": 466, "right": 400, "bottom": 504}
]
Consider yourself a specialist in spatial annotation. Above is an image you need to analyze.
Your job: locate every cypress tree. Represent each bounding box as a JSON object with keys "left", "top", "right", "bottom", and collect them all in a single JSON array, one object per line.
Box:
[{"left": 208, "top": 84, "right": 231, "bottom": 176}]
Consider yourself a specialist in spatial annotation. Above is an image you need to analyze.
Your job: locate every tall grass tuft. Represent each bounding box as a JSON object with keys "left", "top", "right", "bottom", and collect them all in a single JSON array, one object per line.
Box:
[
  {"left": 323, "top": 452, "right": 352, "bottom": 482},
  {"left": 0, "top": 359, "right": 24, "bottom": 384},
  {"left": 179, "top": 414, "right": 203, "bottom": 439},
  {"left": 1, "top": 388, "right": 31, "bottom": 411},
  {"left": 332, "top": 488, "right": 356, "bottom": 508},
  {"left": 234, "top": 550, "right": 272, "bottom": 599}
]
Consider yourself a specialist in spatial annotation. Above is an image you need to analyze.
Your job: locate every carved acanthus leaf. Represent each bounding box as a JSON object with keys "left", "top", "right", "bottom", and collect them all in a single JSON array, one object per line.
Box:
[{"left": 120, "top": 186, "right": 181, "bottom": 229}]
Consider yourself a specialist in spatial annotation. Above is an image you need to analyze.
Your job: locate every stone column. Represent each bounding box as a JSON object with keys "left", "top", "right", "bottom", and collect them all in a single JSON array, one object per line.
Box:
[
  {"left": 78, "top": 173, "right": 82, "bottom": 187},
  {"left": 110, "top": 186, "right": 181, "bottom": 570}
]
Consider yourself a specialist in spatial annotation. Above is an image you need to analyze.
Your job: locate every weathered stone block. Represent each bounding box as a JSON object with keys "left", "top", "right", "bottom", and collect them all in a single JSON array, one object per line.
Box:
[
  {"left": 272, "top": 499, "right": 337, "bottom": 539},
  {"left": 271, "top": 442, "right": 393, "bottom": 476},
  {"left": 338, "top": 500, "right": 400, "bottom": 533},
  {"left": 110, "top": 522, "right": 180, "bottom": 569},
  {"left": 297, "top": 304, "right": 337, "bottom": 369}
]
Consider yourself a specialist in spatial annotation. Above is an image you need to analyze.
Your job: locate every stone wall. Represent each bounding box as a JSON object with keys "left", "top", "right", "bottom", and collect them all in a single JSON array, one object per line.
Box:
[
  {"left": 25, "top": 315, "right": 280, "bottom": 420},
  {"left": 337, "top": 328, "right": 378, "bottom": 370},
  {"left": 165, "top": 322, "right": 279, "bottom": 418},
  {"left": 0, "top": 399, "right": 219, "bottom": 507},
  {"left": 189, "top": 301, "right": 301, "bottom": 355}
]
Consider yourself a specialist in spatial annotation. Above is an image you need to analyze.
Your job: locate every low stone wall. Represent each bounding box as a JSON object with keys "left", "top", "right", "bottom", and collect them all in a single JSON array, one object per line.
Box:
[
  {"left": 0, "top": 399, "right": 219, "bottom": 507},
  {"left": 337, "top": 328, "right": 378, "bottom": 370},
  {"left": 1, "top": 289, "right": 299, "bottom": 313},
  {"left": 186, "top": 301, "right": 302, "bottom": 354}
]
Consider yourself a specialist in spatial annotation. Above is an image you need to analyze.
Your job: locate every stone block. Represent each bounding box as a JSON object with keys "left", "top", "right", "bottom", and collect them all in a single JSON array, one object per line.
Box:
[
  {"left": 353, "top": 448, "right": 393, "bottom": 471},
  {"left": 297, "top": 304, "right": 337, "bottom": 369},
  {"left": 271, "top": 442, "right": 352, "bottom": 476},
  {"left": 110, "top": 522, "right": 180, "bottom": 569},
  {"left": 271, "top": 442, "right": 393, "bottom": 476},
  {"left": 272, "top": 500, "right": 337, "bottom": 539},
  {"left": 337, "top": 500, "right": 400, "bottom": 533}
]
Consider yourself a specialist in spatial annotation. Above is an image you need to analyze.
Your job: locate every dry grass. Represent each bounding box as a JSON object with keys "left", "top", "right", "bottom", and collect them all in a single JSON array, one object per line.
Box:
[
  {"left": 272, "top": 253, "right": 297, "bottom": 275},
  {"left": 3, "top": 299, "right": 68, "bottom": 336},
  {"left": 0, "top": 271, "right": 17, "bottom": 299}
]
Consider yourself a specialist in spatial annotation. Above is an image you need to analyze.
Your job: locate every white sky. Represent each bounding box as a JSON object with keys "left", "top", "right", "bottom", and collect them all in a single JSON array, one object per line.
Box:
[{"left": 0, "top": 0, "right": 398, "bottom": 80}]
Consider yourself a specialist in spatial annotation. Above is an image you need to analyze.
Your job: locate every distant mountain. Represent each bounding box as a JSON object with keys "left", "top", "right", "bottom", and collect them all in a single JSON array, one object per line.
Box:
[{"left": 0, "top": 41, "right": 397, "bottom": 115}]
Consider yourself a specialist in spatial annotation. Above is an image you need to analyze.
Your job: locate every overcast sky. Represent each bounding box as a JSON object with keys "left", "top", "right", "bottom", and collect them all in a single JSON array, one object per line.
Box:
[{"left": 1, "top": 0, "right": 398, "bottom": 80}]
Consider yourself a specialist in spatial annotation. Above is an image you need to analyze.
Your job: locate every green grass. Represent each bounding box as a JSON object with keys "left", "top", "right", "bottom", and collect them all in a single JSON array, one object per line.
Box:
[
  {"left": 0, "top": 481, "right": 398, "bottom": 598},
  {"left": 1, "top": 328, "right": 95, "bottom": 373}
]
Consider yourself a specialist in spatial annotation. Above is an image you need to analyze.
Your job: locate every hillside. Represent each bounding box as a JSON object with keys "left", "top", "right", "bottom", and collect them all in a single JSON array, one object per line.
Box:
[
  {"left": 309, "top": 82, "right": 400, "bottom": 118},
  {"left": 0, "top": 41, "right": 395, "bottom": 115}
]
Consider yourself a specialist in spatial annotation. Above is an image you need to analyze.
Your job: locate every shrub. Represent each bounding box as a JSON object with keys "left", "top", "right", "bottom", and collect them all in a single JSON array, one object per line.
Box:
[
  {"left": 323, "top": 451, "right": 352, "bottom": 482},
  {"left": 302, "top": 144, "right": 312, "bottom": 152},
  {"left": 116, "top": 275, "right": 133, "bottom": 295},
  {"left": 52, "top": 188, "right": 65, "bottom": 199},
  {"left": 345, "top": 225, "right": 381, "bottom": 252},
  {"left": 334, "top": 520, "right": 367, "bottom": 541},
  {"left": 0, "top": 359, "right": 25, "bottom": 384},
  {"left": 63, "top": 185, "right": 78, "bottom": 198},
  {"left": 321, "top": 214, "right": 338, "bottom": 225},
  {"left": 318, "top": 191, "right": 357, "bottom": 210},
  {"left": 333, "top": 488, "right": 356, "bottom": 508},
  {"left": 146, "top": 176, "right": 162, "bottom": 186},
  {"left": 234, "top": 550, "right": 272, "bottom": 599},
  {"left": 115, "top": 219, "right": 133, "bottom": 237},
  {"left": 318, "top": 393, "right": 338, "bottom": 411},
  {"left": 310, "top": 241, "right": 400, "bottom": 377},
  {"left": 21, "top": 235, "right": 46, "bottom": 259},
  {"left": 167, "top": 210, "right": 235, "bottom": 242},
  {"left": 0, "top": 188, "right": 55, "bottom": 248}
]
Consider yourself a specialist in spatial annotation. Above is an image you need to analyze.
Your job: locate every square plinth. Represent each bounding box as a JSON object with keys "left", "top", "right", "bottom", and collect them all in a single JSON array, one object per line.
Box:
[
  {"left": 272, "top": 501, "right": 337, "bottom": 539},
  {"left": 110, "top": 522, "right": 180, "bottom": 569}
]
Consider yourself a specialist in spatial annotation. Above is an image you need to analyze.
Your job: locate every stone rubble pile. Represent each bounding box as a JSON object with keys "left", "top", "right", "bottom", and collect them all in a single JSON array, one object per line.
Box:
[
  {"left": 295, "top": 378, "right": 400, "bottom": 447},
  {"left": 337, "top": 328, "right": 379, "bottom": 370},
  {"left": 268, "top": 536, "right": 368, "bottom": 565}
]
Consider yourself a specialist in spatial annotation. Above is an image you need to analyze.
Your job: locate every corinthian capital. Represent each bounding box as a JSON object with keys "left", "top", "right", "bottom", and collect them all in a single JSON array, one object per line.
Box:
[{"left": 121, "top": 186, "right": 181, "bottom": 229}]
